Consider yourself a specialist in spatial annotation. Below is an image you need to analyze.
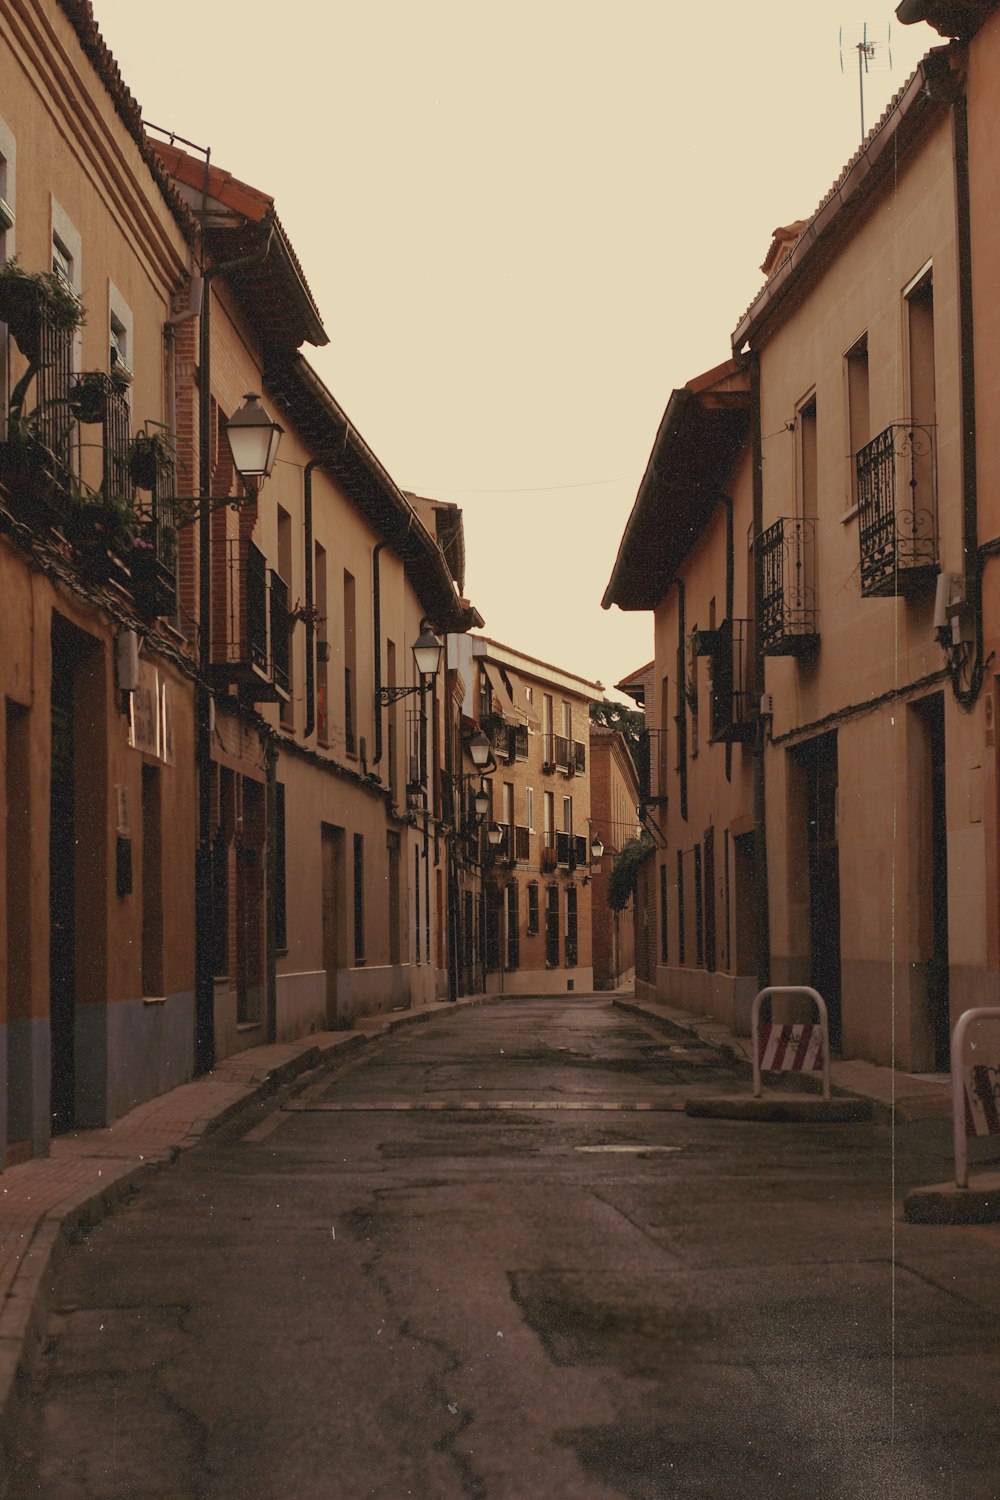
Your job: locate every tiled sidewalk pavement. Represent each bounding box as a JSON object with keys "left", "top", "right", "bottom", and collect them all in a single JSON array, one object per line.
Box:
[
  {"left": 612, "top": 991, "right": 953, "bottom": 1123},
  {"left": 0, "top": 995, "right": 485, "bottom": 1484}
]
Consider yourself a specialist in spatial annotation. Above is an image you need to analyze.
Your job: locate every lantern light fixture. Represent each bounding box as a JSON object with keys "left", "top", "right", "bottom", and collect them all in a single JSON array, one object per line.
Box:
[{"left": 225, "top": 392, "right": 284, "bottom": 481}]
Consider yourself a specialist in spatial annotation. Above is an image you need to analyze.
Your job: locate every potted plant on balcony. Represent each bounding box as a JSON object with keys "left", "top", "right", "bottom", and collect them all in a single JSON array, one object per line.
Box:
[
  {"left": 0, "top": 259, "right": 85, "bottom": 363},
  {"left": 128, "top": 430, "right": 173, "bottom": 492},
  {"left": 68, "top": 371, "right": 110, "bottom": 425},
  {"left": 64, "top": 484, "right": 136, "bottom": 581},
  {"left": 0, "top": 409, "right": 65, "bottom": 528}
]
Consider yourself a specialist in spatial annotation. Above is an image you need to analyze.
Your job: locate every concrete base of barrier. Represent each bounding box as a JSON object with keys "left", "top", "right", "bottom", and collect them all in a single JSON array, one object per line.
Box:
[
  {"left": 684, "top": 1094, "right": 875, "bottom": 1123},
  {"left": 904, "top": 1171, "right": 1000, "bottom": 1224}
]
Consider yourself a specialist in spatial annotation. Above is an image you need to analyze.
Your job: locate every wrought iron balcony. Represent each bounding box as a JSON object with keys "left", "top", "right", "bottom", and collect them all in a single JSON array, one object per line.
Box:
[
  {"left": 130, "top": 433, "right": 177, "bottom": 618},
  {"left": 701, "top": 618, "right": 755, "bottom": 744},
  {"left": 573, "top": 740, "right": 586, "bottom": 775},
  {"left": 554, "top": 831, "right": 589, "bottom": 870},
  {"left": 759, "top": 516, "right": 818, "bottom": 654},
  {"left": 514, "top": 824, "right": 530, "bottom": 863},
  {"left": 542, "top": 733, "right": 571, "bottom": 771},
  {"left": 856, "top": 421, "right": 937, "bottom": 597},
  {"left": 211, "top": 539, "right": 290, "bottom": 702}
]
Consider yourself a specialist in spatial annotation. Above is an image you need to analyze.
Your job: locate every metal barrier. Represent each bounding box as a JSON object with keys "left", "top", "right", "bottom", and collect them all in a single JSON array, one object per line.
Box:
[
  {"left": 751, "top": 987, "right": 830, "bottom": 1102},
  {"left": 951, "top": 1008, "right": 1000, "bottom": 1188}
]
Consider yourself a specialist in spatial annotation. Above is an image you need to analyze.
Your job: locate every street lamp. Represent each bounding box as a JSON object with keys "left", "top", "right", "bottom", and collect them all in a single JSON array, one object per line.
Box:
[
  {"left": 468, "top": 729, "right": 491, "bottom": 768},
  {"left": 224, "top": 392, "right": 284, "bottom": 482},
  {"left": 473, "top": 783, "right": 491, "bottom": 819},
  {"left": 486, "top": 823, "right": 504, "bottom": 848},
  {"left": 377, "top": 623, "right": 442, "bottom": 706},
  {"left": 590, "top": 833, "right": 605, "bottom": 862}
]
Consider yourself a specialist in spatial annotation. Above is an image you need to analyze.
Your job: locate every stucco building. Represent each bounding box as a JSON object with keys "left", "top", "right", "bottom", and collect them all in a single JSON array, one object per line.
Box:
[
  {"left": 588, "top": 723, "right": 641, "bottom": 991},
  {"left": 0, "top": 1, "right": 479, "bottom": 1167},
  {"left": 447, "top": 636, "right": 602, "bottom": 995},
  {"left": 604, "top": 361, "right": 759, "bottom": 1029},
  {"left": 607, "top": 26, "right": 1000, "bottom": 1070}
]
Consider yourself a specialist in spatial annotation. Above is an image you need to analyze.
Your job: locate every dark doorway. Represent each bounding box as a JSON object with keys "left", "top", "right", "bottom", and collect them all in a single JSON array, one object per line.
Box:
[
  {"left": 49, "top": 625, "right": 78, "bottom": 1133},
  {"left": 321, "top": 824, "right": 344, "bottom": 1027},
  {"left": 796, "top": 733, "right": 842, "bottom": 1050},
  {"left": 912, "top": 693, "right": 949, "bottom": 1069},
  {"left": 703, "top": 826, "right": 717, "bottom": 973}
]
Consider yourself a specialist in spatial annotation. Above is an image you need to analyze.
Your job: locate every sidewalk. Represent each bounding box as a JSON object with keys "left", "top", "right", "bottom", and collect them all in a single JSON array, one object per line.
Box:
[
  {"left": 612, "top": 988, "right": 954, "bottom": 1124},
  {"left": 0, "top": 993, "right": 489, "bottom": 1483}
]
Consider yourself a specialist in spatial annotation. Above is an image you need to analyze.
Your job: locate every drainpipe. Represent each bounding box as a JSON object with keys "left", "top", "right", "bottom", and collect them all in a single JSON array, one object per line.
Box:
[
  {"left": 303, "top": 458, "right": 319, "bottom": 739},
  {"left": 194, "top": 225, "right": 275, "bottom": 1076},
  {"left": 952, "top": 88, "right": 985, "bottom": 710},
  {"left": 372, "top": 543, "right": 384, "bottom": 766},
  {"left": 749, "top": 348, "right": 772, "bottom": 991}
]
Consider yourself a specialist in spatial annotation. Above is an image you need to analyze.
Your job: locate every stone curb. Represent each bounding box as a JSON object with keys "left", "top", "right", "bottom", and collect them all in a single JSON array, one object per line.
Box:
[
  {"left": 684, "top": 1095, "right": 876, "bottom": 1123},
  {"left": 611, "top": 995, "right": 952, "bottom": 1125},
  {"left": 904, "top": 1171, "right": 1000, "bottom": 1224}
]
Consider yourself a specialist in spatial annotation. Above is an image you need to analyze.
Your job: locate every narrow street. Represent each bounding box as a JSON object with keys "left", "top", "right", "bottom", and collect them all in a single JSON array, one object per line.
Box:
[{"left": 10, "top": 997, "right": 1000, "bottom": 1500}]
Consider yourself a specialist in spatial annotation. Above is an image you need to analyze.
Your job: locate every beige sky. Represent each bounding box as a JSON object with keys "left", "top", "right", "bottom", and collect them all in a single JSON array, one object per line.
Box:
[{"left": 91, "top": 1, "right": 937, "bottom": 699}]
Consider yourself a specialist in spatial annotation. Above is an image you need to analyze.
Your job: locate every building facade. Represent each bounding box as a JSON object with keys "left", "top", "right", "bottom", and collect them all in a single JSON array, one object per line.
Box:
[
  {"left": 0, "top": 1, "right": 479, "bottom": 1167},
  {"left": 604, "top": 361, "right": 759, "bottom": 1031},
  {"left": 607, "top": 31, "right": 1000, "bottom": 1069},
  {"left": 448, "top": 636, "right": 601, "bottom": 995},
  {"left": 588, "top": 724, "right": 641, "bottom": 991}
]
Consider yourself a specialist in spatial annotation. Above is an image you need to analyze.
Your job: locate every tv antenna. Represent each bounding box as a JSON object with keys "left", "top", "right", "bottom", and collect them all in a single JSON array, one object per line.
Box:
[{"left": 840, "top": 22, "right": 893, "bottom": 140}]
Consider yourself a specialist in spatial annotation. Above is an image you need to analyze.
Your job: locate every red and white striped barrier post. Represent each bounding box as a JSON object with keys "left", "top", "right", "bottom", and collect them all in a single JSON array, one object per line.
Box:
[
  {"left": 751, "top": 987, "right": 830, "bottom": 1102},
  {"left": 951, "top": 1008, "right": 1000, "bottom": 1189}
]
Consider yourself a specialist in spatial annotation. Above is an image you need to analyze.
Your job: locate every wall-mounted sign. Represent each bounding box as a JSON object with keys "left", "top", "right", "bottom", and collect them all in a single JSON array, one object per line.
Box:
[{"left": 128, "top": 663, "right": 175, "bottom": 765}]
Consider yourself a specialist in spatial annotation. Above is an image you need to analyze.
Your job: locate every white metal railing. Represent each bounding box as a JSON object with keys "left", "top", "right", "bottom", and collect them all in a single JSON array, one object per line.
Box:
[
  {"left": 751, "top": 986, "right": 831, "bottom": 1102},
  {"left": 951, "top": 1008, "right": 1000, "bottom": 1188}
]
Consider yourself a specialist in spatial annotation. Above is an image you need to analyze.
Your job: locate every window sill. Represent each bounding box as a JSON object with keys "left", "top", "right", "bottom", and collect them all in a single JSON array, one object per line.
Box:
[
  {"left": 142, "top": 994, "right": 167, "bottom": 1006},
  {"left": 841, "top": 503, "right": 859, "bottom": 524},
  {"left": 236, "top": 1021, "right": 262, "bottom": 1032}
]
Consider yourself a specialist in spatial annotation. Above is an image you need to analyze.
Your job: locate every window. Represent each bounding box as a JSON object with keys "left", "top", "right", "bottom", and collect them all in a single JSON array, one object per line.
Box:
[
  {"left": 798, "top": 393, "right": 818, "bottom": 518},
  {"left": 316, "top": 543, "right": 329, "bottom": 746},
  {"left": 844, "top": 342, "right": 868, "bottom": 506},
  {"left": 566, "top": 885, "right": 578, "bottom": 967},
  {"left": 525, "top": 786, "right": 534, "bottom": 832},
  {"left": 343, "top": 571, "right": 357, "bottom": 755},
  {"left": 906, "top": 268, "right": 935, "bottom": 426},
  {"left": 562, "top": 795, "right": 573, "bottom": 834},
  {"left": 677, "top": 849, "right": 685, "bottom": 965},
  {"left": 545, "top": 885, "right": 560, "bottom": 966},
  {"left": 506, "top": 880, "right": 519, "bottom": 969},
  {"left": 108, "top": 282, "right": 134, "bottom": 390},
  {"left": 278, "top": 506, "right": 294, "bottom": 728},
  {"left": 527, "top": 882, "right": 539, "bottom": 936},
  {"left": 353, "top": 833, "right": 364, "bottom": 962},
  {"left": 52, "top": 234, "right": 73, "bottom": 285}
]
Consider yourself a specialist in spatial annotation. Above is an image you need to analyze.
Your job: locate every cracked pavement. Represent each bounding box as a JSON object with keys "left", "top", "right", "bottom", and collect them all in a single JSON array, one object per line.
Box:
[{"left": 8, "top": 996, "right": 1000, "bottom": 1498}]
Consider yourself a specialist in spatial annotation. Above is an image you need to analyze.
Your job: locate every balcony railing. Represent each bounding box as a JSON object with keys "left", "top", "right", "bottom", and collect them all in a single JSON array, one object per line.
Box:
[
  {"left": 573, "top": 740, "right": 586, "bottom": 775},
  {"left": 759, "top": 516, "right": 818, "bottom": 654},
  {"left": 211, "top": 539, "right": 289, "bottom": 702},
  {"left": 513, "top": 824, "right": 530, "bottom": 863},
  {"left": 700, "top": 618, "right": 755, "bottom": 744},
  {"left": 130, "top": 434, "right": 177, "bottom": 618},
  {"left": 542, "top": 733, "right": 570, "bottom": 770},
  {"left": 857, "top": 421, "right": 937, "bottom": 597},
  {"left": 482, "top": 713, "right": 511, "bottom": 759}
]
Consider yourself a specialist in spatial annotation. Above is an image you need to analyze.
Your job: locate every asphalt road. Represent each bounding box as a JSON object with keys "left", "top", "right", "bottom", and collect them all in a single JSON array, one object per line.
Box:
[{"left": 9, "top": 996, "right": 1000, "bottom": 1499}]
